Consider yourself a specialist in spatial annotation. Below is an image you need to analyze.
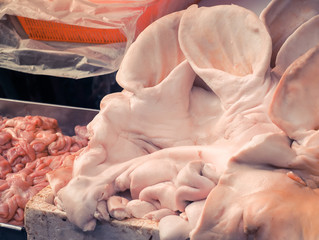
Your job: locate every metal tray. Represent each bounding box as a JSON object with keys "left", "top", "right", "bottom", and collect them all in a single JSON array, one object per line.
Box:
[
  {"left": 0, "top": 98, "right": 99, "bottom": 240},
  {"left": 0, "top": 98, "right": 99, "bottom": 135}
]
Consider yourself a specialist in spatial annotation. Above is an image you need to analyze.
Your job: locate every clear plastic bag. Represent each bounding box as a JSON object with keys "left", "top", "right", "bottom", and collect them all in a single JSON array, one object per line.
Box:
[{"left": 0, "top": 0, "right": 198, "bottom": 79}]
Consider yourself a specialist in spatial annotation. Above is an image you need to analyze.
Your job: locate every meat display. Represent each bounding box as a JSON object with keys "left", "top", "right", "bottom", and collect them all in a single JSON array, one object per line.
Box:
[
  {"left": 0, "top": 115, "right": 89, "bottom": 226},
  {"left": 47, "top": 0, "right": 319, "bottom": 239}
]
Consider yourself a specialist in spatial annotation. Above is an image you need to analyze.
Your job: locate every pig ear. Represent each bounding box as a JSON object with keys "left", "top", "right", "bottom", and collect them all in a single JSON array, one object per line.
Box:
[
  {"left": 274, "top": 16, "right": 319, "bottom": 78},
  {"left": 260, "top": 0, "right": 319, "bottom": 68},
  {"left": 179, "top": 5, "right": 271, "bottom": 80},
  {"left": 178, "top": 5, "right": 271, "bottom": 108},
  {"left": 269, "top": 45, "right": 319, "bottom": 140},
  {"left": 116, "top": 10, "right": 186, "bottom": 94}
]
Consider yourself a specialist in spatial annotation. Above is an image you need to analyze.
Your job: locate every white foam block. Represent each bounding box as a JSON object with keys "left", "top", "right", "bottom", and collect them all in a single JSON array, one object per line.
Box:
[{"left": 25, "top": 186, "right": 160, "bottom": 240}]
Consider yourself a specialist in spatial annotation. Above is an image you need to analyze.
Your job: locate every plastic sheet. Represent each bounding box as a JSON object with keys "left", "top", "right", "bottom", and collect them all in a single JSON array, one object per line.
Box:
[{"left": 0, "top": 0, "right": 197, "bottom": 79}]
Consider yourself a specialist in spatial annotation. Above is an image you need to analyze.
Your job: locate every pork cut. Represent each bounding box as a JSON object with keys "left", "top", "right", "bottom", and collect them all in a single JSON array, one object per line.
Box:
[
  {"left": 55, "top": 2, "right": 280, "bottom": 235},
  {"left": 260, "top": 0, "right": 319, "bottom": 68},
  {"left": 273, "top": 15, "right": 319, "bottom": 78},
  {"left": 50, "top": 1, "right": 319, "bottom": 239},
  {"left": 0, "top": 115, "right": 88, "bottom": 225},
  {"left": 191, "top": 137, "right": 319, "bottom": 240}
]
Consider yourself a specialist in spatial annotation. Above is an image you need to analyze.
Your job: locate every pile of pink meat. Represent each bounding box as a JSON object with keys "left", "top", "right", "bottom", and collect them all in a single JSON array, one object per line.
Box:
[
  {"left": 0, "top": 115, "right": 89, "bottom": 226},
  {"left": 49, "top": 0, "right": 319, "bottom": 239}
]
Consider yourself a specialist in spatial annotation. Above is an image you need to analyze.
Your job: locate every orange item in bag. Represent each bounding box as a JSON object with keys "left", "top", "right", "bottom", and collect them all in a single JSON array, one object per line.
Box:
[{"left": 16, "top": 16, "right": 127, "bottom": 44}]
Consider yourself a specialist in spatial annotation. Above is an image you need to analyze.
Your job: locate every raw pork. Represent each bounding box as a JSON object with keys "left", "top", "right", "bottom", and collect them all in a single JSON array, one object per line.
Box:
[
  {"left": 0, "top": 115, "right": 88, "bottom": 225},
  {"left": 273, "top": 15, "right": 319, "bottom": 78},
  {"left": 51, "top": 1, "right": 319, "bottom": 239},
  {"left": 260, "top": 0, "right": 319, "bottom": 67},
  {"left": 56, "top": 2, "right": 280, "bottom": 234},
  {"left": 191, "top": 134, "right": 319, "bottom": 240}
]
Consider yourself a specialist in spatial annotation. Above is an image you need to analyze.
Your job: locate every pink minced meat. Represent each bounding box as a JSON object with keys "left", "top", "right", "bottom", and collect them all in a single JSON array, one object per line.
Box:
[{"left": 0, "top": 115, "right": 88, "bottom": 226}]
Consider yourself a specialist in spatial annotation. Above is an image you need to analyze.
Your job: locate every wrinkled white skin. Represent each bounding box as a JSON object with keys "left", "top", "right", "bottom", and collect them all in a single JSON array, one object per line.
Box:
[
  {"left": 57, "top": 9, "right": 225, "bottom": 231},
  {"left": 56, "top": 4, "right": 282, "bottom": 234},
  {"left": 178, "top": 4, "right": 279, "bottom": 139},
  {"left": 191, "top": 135, "right": 319, "bottom": 240},
  {"left": 204, "top": 8, "right": 319, "bottom": 239},
  {"left": 191, "top": 10, "right": 319, "bottom": 238},
  {"left": 270, "top": 45, "right": 319, "bottom": 141},
  {"left": 53, "top": 2, "right": 319, "bottom": 240},
  {"left": 269, "top": 45, "right": 319, "bottom": 188}
]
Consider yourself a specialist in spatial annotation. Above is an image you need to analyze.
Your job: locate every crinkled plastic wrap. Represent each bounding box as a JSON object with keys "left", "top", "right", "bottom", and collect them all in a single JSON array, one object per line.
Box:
[{"left": 0, "top": 0, "right": 197, "bottom": 79}]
